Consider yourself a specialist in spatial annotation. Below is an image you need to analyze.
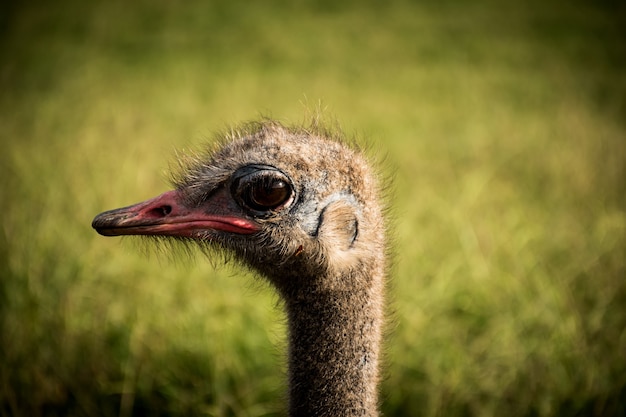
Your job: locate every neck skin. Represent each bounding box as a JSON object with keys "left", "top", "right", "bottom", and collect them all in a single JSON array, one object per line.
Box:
[{"left": 283, "top": 270, "right": 383, "bottom": 417}]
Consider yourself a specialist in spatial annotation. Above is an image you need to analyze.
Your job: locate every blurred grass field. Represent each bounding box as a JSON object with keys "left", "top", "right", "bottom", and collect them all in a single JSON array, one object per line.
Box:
[{"left": 1, "top": 0, "right": 625, "bottom": 416}]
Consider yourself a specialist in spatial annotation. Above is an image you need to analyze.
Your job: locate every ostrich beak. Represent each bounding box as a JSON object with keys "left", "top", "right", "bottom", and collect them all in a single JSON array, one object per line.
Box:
[{"left": 92, "top": 189, "right": 259, "bottom": 238}]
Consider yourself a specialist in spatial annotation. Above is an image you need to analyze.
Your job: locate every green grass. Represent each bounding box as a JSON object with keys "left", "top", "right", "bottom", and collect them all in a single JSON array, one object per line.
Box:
[{"left": 1, "top": 0, "right": 625, "bottom": 416}]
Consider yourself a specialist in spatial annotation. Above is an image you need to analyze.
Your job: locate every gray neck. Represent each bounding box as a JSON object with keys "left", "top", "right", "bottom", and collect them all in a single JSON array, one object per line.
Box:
[{"left": 284, "top": 278, "right": 382, "bottom": 417}]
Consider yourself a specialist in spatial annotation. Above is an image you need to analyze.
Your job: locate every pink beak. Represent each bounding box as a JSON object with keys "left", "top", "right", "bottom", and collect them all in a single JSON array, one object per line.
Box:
[{"left": 92, "top": 189, "right": 259, "bottom": 238}]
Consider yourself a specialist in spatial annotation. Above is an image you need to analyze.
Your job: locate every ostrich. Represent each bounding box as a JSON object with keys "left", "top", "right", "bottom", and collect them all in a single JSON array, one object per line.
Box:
[{"left": 92, "top": 120, "right": 387, "bottom": 417}]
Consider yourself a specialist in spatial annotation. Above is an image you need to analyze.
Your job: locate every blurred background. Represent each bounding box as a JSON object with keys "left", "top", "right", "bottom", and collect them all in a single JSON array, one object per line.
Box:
[{"left": 1, "top": 0, "right": 624, "bottom": 416}]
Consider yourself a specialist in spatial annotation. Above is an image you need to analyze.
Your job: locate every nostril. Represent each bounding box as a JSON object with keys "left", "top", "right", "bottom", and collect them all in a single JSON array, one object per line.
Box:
[{"left": 148, "top": 205, "right": 172, "bottom": 217}]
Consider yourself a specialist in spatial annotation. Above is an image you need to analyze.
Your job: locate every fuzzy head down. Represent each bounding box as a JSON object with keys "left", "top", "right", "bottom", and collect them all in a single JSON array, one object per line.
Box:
[{"left": 92, "top": 120, "right": 386, "bottom": 295}]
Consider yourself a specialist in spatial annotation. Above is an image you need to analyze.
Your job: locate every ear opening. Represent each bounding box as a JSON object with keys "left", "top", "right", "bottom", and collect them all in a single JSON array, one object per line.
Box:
[{"left": 316, "top": 198, "right": 363, "bottom": 271}]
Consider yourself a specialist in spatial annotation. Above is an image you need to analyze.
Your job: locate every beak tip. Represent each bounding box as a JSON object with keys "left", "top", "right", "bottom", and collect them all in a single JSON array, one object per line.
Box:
[{"left": 91, "top": 210, "right": 126, "bottom": 236}]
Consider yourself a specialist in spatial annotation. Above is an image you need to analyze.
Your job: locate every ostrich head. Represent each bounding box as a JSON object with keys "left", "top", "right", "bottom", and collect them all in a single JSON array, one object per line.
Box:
[{"left": 92, "top": 120, "right": 384, "bottom": 296}]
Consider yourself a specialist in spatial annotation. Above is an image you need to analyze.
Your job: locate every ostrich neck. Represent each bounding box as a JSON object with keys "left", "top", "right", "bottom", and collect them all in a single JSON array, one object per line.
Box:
[{"left": 283, "top": 270, "right": 383, "bottom": 417}]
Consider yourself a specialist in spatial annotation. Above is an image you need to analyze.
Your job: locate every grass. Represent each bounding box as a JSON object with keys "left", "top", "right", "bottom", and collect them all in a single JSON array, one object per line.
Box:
[{"left": 1, "top": 0, "right": 625, "bottom": 416}]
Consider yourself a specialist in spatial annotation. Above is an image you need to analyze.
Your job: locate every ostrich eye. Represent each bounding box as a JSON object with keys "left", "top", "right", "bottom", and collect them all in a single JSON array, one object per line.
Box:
[
  {"left": 248, "top": 179, "right": 290, "bottom": 209},
  {"left": 232, "top": 167, "right": 294, "bottom": 213}
]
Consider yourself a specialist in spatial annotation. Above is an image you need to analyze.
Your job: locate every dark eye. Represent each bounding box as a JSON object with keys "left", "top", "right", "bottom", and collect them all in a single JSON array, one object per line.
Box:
[{"left": 231, "top": 167, "right": 294, "bottom": 213}]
